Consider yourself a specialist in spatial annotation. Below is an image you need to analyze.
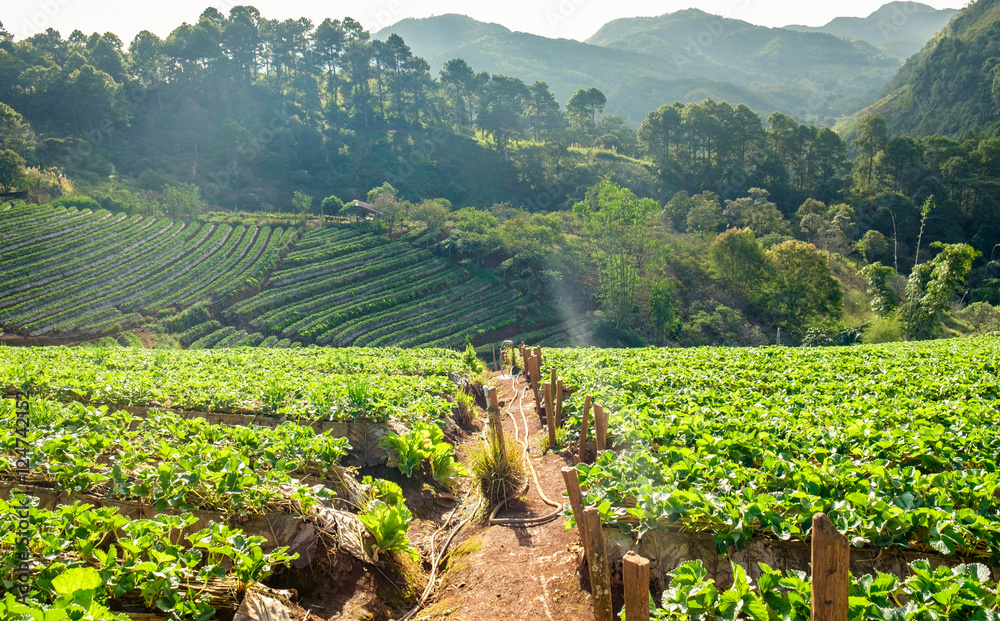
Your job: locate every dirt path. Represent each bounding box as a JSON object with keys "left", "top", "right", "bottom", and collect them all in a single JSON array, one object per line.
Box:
[{"left": 414, "top": 371, "right": 594, "bottom": 620}]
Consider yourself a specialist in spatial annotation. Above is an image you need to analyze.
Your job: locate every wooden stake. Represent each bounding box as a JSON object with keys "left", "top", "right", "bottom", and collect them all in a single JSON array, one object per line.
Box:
[
  {"left": 555, "top": 379, "right": 564, "bottom": 428},
  {"left": 561, "top": 466, "right": 588, "bottom": 558},
  {"left": 488, "top": 409, "right": 506, "bottom": 456},
  {"left": 623, "top": 551, "right": 650, "bottom": 621},
  {"left": 579, "top": 395, "right": 592, "bottom": 463},
  {"left": 595, "top": 404, "right": 608, "bottom": 452},
  {"left": 582, "top": 507, "right": 613, "bottom": 621},
  {"left": 811, "top": 513, "right": 849, "bottom": 621},
  {"left": 534, "top": 346, "right": 542, "bottom": 369},
  {"left": 527, "top": 355, "right": 538, "bottom": 390},
  {"left": 543, "top": 381, "right": 556, "bottom": 447}
]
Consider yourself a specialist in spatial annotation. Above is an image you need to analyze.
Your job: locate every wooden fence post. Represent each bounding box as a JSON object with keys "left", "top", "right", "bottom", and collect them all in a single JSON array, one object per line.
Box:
[
  {"left": 595, "top": 404, "right": 608, "bottom": 452},
  {"left": 555, "top": 379, "right": 564, "bottom": 428},
  {"left": 534, "top": 346, "right": 542, "bottom": 369},
  {"left": 486, "top": 387, "right": 505, "bottom": 455},
  {"left": 561, "top": 466, "right": 588, "bottom": 559},
  {"left": 582, "top": 507, "right": 613, "bottom": 621},
  {"left": 811, "top": 513, "right": 849, "bottom": 621},
  {"left": 579, "top": 395, "right": 592, "bottom": 463},
  {"left": 544, "top": 381, "right": 556, "bottom": 447},
  {"left": 623, "top": 551, "right": 650, "bottom": 621}
]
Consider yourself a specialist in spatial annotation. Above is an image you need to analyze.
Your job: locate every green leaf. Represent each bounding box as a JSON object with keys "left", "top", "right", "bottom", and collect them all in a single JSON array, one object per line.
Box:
[{"left": 51, "top": 566, "right": 102, "bottom": 597}]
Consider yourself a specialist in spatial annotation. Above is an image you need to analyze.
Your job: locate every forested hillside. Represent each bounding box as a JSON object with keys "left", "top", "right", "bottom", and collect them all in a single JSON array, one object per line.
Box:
[
  {"left": 1, "top": 3, "right": 998, "bottom": 350},
  {"left": 847, "top": 0, "right": 1000, "bottom": 137}
]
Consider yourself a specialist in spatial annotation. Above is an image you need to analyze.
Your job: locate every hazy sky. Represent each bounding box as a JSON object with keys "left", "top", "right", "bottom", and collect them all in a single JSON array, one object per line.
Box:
[{"left": 6, "top": 0, "right": 966, "bottom": 44}]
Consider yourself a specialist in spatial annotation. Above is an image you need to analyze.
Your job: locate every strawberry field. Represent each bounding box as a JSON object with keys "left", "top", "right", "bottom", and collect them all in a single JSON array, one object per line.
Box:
[
  {"left": 0, "top": 205, "right": 523, "bottom": 349},
  {"left": 535, "top": 337, "right": 1000, "bottom": 616},
  {"left": 0, "top": 345, "right": 481, "bottom": 619}
]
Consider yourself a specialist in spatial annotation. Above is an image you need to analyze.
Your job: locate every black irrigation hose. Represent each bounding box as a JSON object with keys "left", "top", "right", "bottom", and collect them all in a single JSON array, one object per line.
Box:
[{"left": 487, "top": 373, "right": 562, "bottom": 527}]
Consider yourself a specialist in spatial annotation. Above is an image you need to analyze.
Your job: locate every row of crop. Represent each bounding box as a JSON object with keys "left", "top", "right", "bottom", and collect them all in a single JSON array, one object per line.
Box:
[
  {"left": 190, "top": 325, "right": 239, "bottom": 349},
  {"left": 228, "top": 244, "right": 437, "bottom": 321},
  {"left": 0, "top": 207, "right": 95, "bottom": 253},
  {"left": 250, "top": 259, "right": 445, "bottom": 330},
  {"left": 0, "top": 211, "right": 134, "bottom": 288},
  {"left": 543, "top": 338, "right": 1000, "bottom": 561},
  {"left": 291, "top": 266, "right": 468, "bottom": 342},
  {"left": 0, "top": 203, "right": 71, "bottom": 236},
  {"left": 0, "top": 398, "right": 350, "bottom": 514},
  {"left": 250, "top": 257, "right": 448, "bottom": 333},
  {"left": 328, "top": 279, "right": 495, "bottom": 346},
  {"left": 1, "top": 219, "right": 191, "bottom": 331},
  {"left": 148, "top": 225, "right": 250, "bottom": 310},
  {"left": 0, "top": 501, "right": 295, "bottom": 620},
  {"left": 371, "top": 288, "right": 518, "bottom": 348},
  {"left": 17, "top": 222, "right": 230, "bottom": 335},
  {"left": 420, "top": 314, "right": 518, "bottom": 349},
  {"left": 164, "top": 225, "right": 262, "bottom": 309},
  {"left": 648, "top": 558, "right": 1000, "bottom": 620},
  {"left": 208, "top": 227, "right": 289, "bottom": 307},
  {"left": 17, "top": 219, "right": 199, "bottom": 335},
  {"left": 268, "top": 238, "right": 416, "bottom": 288},
  {"left": 0, "top": 204, "right": 74, "bottom": 239},
  {"left": 180, "top": 319, "right": 223, "bottom": 345},
  {"left": 121, "top": 223, "right": 235, "bottom": 311},
  {"left": 288, "top": 224, "right": 366, "bottom": 252},
  {"left": 0, "top": 216, "right": 184, "bottom": 314},
  {"left": 280, "top": 227, "right": 381, "bottom": 266},
  {"left": 0, "top": 346, "right": 467, "bottom": 421}
]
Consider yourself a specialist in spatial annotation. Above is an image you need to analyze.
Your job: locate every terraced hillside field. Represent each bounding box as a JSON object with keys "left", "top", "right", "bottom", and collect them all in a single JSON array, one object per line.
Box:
[
  {"left": 224, "top": 225, "right": 522, "bottom": 348},
  {"left": 1, "top": 204, "right": 524, "bottom": 348},
  {"left": 0, "top": 204, "right": 294, "bottom": 337}
]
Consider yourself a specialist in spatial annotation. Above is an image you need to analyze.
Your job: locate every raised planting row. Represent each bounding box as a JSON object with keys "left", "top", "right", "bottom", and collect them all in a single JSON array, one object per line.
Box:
[
  {"left": 225, "top": 224, "right": 521, "bottom": 348},
  {"left": 650, "top": 558, "right": 1000, "bottom": 620},
  {"left": 0, "top": 398, "right": 349, "bottom": 516},
  {"left": 0, "top": 205, "right": 295, "bottom": 336},
  {"left": 541, "top": 337, "right": 1000, "bottom": 562},
  {"left": 0, "top": 500, "right": 296, "bottom": 620},
  {"left": 0, "top": 345, "right": 475, "bottom": 422}
]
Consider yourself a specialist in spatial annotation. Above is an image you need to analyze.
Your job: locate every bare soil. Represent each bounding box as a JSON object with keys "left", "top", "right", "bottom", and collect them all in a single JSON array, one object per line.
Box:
[{"left": 293, "top": 371, "right": 594, "bottom": 621}]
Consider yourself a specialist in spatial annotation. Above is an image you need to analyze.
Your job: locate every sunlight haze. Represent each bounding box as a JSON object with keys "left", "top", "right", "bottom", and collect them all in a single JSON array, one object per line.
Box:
[{"left": 6, "top": 0, "right": 965, "bottom": 43}]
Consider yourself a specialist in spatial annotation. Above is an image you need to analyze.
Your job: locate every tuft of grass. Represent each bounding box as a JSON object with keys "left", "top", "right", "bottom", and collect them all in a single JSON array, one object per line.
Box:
[
  {"left": 468, "top": 431, "right": 526, "bottom": 509},
  {"left": 539, "top": 427, "right": 568, "bottom": 453}
]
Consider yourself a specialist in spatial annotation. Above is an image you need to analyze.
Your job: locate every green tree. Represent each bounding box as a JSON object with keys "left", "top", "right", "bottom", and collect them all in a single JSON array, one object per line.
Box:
[
  {"left": 477, "top": 75, "right": 530, "bottom": 160},
  {"left": 159, "top": 183, "right": 201, "bottom": 217},
  {"left": 573, "top": 180, "right": 658, "bottom": 326},
  {"left": 525, "top": 81, "right": 563, "bottom": 142},
  {"left": 709, "top": 228, "right": 768, "bottom": 301},
  {"left": 638, "top": 103, "right": 682, "bottom": 173},
  {"left": 685, "top": 193, "right": 724, "bottom": 236},
  {"left": 858, "top": 262, "right": 901, "bottom": 317},
  {"left": 0, "top": 103, "right": 36, "bottom": 155},
  {"left": 856, "top": 229, "right": 890, "bottom": 264},
  {"left": 293, "top": 190, "right": 313, "bottom": 220},
  {"left": 899, "top": 242, "right": 980, "bottom": 340},
  {"left": 0, "top": 148, "right": 25, "bottom": 192},
  {"left": 648, "top": 277, "right": 681, "bottom": 341},
  {"left": 761, "top": 240, "right": 843, "bottom": 334},
  {"left": 565, "top": 87, "right": 606, "bottom": 143},
  {"left": 722, "top": 188, "right": 790, "bottom": 236},
  {"left": 854, "top": 114, "right": 889, "bottom": 188},
  {"left": 410, "top": 199, "right": 450, "bottom": 237}
]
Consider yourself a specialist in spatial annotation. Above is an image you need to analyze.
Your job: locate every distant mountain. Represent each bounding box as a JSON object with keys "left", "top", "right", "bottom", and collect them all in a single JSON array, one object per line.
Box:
[
  {"left": 786, "top": 2, "right": 957, "bottom": 59},
  {"left": 842, "top": 0, "right": 1000, "bottom": 138},
  {"left": 585, "top": 9, "right": 903, "bottom": 120},
  {"left": 375, "top": 14, "right": 775, "bottom": 126}
]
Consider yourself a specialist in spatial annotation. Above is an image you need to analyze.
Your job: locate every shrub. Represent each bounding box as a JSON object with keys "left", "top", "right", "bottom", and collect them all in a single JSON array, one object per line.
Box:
[{"left": 863, "top": 316, "right": 902, "bottom": 344}]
